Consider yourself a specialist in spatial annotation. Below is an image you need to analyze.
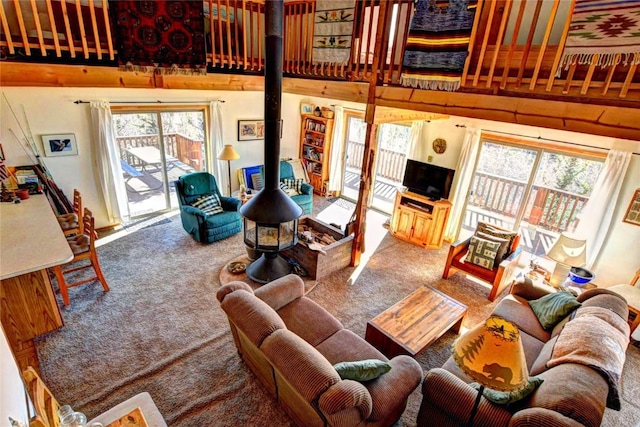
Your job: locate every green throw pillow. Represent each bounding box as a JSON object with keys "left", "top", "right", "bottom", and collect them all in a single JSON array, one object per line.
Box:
[
  {"left": 333, "top": 359, "right": 392, "bottom": 382},
  {"left": 467, "top": 235, "right": 501, "bottom": 270},
  {"left": 529, "top": 292, "right": 581, "bottom": 330},
  {"left": 470, "top": 376, "right": 544, "bottom": 405}
]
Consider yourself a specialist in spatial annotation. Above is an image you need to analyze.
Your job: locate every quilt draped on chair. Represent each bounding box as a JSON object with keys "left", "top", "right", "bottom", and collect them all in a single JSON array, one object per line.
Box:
[
  {"left": 400, "top": 0, "right": 477, "bottom": 92},
  {"left": 110, "top": 0, "right": 206, "bottom": 75},
  {"left": 559, "top": 0, "right": 640, "bottom": 74}
]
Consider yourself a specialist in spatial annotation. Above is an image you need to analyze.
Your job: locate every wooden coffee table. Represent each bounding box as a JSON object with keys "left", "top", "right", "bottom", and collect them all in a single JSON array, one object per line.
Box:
[{"left": 365, "top": 285, "right": 468, "bottom": 358}]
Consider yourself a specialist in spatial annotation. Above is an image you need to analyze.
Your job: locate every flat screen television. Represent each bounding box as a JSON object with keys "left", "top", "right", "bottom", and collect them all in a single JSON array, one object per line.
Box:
[{"left": 402, "top": 160, "right": 455, "bottom": 200}]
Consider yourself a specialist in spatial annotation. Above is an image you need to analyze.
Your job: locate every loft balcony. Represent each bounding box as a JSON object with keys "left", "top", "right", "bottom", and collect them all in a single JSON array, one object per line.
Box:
[{"left": 1, "top": 0, "right": 638, "bottom": 139}]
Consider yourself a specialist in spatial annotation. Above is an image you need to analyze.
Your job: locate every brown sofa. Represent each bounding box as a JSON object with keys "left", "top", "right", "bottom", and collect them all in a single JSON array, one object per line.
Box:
[
  {"left": 216, "top": 274, "right": 422, "bottom": 427},
  {"left": 418, "top": 277, "right": 630, "bottom": 427}
]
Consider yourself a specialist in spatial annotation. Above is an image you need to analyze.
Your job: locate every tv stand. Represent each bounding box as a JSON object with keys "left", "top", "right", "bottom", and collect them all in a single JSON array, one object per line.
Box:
[{"left": 390, "top": 190, "right": 451, "bottom": 249}]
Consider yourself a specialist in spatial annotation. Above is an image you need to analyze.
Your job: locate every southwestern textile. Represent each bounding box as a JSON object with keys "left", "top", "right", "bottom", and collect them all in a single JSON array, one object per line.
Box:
[
  {"left": 312, "top": 0, "right": 356, "bottom": 66},
  {"left": 110, "top": 0, "right": 206, "bottom": 75},
  {"left": 400, "top": 0, "right": 477, "bottom": 92},
  {"left": 560, "top": 0, "right": 640, "bottom": 73}
]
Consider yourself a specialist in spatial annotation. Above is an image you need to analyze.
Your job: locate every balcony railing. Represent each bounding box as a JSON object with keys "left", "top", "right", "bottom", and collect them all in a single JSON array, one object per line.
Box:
[
  {"left": 345, "top": 140, "right": 406, "bottom": 183},
  {"left": 469, "top": 171, "right": 588, "bottom": 232},
  {"left": 1, "top": 0, "right": 637, "bottom": 100},
  {"left": 116, "top": 133, "right": 204, "bottom": 170}
]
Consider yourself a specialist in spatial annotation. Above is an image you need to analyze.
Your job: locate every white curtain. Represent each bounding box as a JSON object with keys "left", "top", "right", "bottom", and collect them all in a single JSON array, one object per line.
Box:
[
  {"left": 575, "top": 148, "right": 631, "bottom": 268},
  {"left": 90, "top": 101, "right": 129, "bottom": 224},
  {"left": 209, "top": 100, "right": 226, "bottom": 190},
  {"left": 328, "top": 106, "right": 345, "bottom": 193},
  {"left": 405, "top": 120, "right": 424, "bottom": 161},
  {"left": 444, "top": 127, "right": 481, "bottom": 242}
]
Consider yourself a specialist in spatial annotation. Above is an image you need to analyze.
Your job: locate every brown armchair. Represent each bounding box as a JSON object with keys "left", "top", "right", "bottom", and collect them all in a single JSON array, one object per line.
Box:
[{"left": 443, "top": 222, "right": 522, "bottom": 301}]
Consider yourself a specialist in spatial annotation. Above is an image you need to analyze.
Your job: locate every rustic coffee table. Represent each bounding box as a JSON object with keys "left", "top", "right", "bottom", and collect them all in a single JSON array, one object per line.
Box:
[{"left": 365, "top": 285, "right": 468, "bottom": 358}]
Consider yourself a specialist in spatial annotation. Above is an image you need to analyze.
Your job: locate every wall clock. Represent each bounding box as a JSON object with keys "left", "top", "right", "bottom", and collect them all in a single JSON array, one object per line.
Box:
[{"left": 432, "top": 138, "right": 447, "bottom": 154}]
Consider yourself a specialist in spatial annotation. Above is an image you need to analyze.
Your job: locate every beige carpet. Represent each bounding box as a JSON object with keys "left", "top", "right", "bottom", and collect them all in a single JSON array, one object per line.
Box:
[{"left": 35, "top": 197, "right": 640, "bottom": 426}]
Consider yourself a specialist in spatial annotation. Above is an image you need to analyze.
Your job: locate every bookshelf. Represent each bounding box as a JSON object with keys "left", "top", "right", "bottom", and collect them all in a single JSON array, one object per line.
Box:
[{"left": 299, "top": 114, "right": 334, "bottom": 195}]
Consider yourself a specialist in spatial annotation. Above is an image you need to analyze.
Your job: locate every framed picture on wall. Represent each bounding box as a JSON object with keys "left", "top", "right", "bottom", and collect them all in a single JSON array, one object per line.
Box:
[
  {"left": 623, "top": 188, "right": 640, "bottom": 226},
  {"left": 238, "top": 120, "right": 264, "bottom": 141},
  {"left": 42, "top": 134, "right": 78, "bottom": 157}
]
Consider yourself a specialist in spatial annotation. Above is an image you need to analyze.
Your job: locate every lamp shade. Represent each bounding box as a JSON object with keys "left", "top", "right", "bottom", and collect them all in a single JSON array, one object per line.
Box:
[
  {"left": 546, "top": 232, "right": 586, "bottom": 267},
  {"left": 452, "top": 316, "right": 528, "bottom": 392},
  {"left": 217, "top": 144, "right": 240, "bottom": 161}
]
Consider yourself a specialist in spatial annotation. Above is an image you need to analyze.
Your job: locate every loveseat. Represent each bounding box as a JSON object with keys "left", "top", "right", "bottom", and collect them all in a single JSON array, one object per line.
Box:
[
  {"left": 418, "top": 277, "right": 630, "bottom": 427},
  {"left": 216, "top": 274, "right": 422, "bottom": 426}
]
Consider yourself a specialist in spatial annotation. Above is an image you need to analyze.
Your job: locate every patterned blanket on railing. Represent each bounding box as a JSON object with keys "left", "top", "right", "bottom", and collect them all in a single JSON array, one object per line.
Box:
[
  {"left": 312, "top": 0, "right": 356, "bottom": 66},
  {"left": 110, "top": 0, "right": 206, "bottom": 75},
  {"left": 559, "top": 0, "right": 640, "bottom": 74},
  {"left": 400, "top": 0, "right": 477, "bottom": 92}
]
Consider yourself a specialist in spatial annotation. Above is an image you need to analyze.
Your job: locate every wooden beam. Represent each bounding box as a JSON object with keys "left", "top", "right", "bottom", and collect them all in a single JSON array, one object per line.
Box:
[{"left": 374, "top": 106, "right": 448, "bottom": 124}]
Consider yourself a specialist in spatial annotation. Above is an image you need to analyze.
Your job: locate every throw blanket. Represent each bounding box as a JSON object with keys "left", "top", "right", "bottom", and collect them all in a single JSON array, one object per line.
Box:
[
  {"left": 547, "top": 306, "right": 630, "bottom": 410},
  {"left": 400, "top": 0, "right": 478, "bottom": 91},
  {"left": 312, "top": 0, "right": 356, "bottom": 66},
  {"left": 560, "top": 0, "right": 640, "bottom": 73},
  {"left": 110, "top": 0, "right": 206, "bottom": 75}
]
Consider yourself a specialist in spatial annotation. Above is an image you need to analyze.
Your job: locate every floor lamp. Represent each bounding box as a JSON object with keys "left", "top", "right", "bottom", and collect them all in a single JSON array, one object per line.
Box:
[{"left": 217, "top": 144, "right": 240, "bottom": 196}]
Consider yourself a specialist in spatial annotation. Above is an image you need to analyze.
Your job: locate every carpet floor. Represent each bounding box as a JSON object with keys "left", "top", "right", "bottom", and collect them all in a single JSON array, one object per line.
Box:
[{"left": 36, "top": 198, "right": 640, "bottom": 426}]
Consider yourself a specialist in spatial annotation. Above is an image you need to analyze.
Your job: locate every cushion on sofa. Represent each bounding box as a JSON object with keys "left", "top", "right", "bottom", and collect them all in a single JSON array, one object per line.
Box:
[
  {"left": 254, "top": 273, "right": 304, "bottom": 311},
  {"left": 491, "top": 295, "right": 551, "bottom": 342},
  {"left": 334, "top": 359, "right": 392, "bottom": 381},
  {"left": 315, "top": 329, "right": 388, "bottom": 365},
  {"left": 529, "top": 292, "right": 581, "bottom": 330},
  {"left": 277, "top": 297, "right": 344, "bottom": 347},
  {"left": 471, "top": 376, "right": 543, "bottom": 405},
  {"left": 262, "top": 329, "right": 341, "bottom": 402},
  {"left": 530, "top": 336, "right": 558, "bottom": 376},
  {"left": 220, "top": 290, "right": 286, "bottom": 347}
]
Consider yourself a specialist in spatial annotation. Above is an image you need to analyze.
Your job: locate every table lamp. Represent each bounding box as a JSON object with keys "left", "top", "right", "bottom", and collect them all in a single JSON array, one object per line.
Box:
[
  {"left": 217, "top": 144, "right": 240, "bottom": 196},
  {"left": 546, "top": 232, "right": 587, "bottom": 288},
  {"left": 453, "top": 316, "right": 528, "bottom": 427}
]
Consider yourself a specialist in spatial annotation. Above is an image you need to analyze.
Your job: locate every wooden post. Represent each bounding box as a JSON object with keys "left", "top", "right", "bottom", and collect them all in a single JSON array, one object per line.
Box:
[{"left": 350, "top": 0, "right": 389, "bottom": 266}]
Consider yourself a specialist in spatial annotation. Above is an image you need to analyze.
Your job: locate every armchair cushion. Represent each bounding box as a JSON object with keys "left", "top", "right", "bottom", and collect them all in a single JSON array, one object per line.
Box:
[
  {"left": 467, "top": 235, "right": 501, "bottom": 270},
  {"left": 477, "top": 221, "right": 518, "bottom": 254},
  {"left": 529, "top": 292, "right": 581, "bottom": 330},
  {"left": 333, "top": 359, "right": 392, "bottom": 382},
  {"left": 475, "top": 231, "right": 510, "bottom": 263},
  {"left": 190, "top": 194, "right": 223, "bottom": 216},
  {"left": 283, "top": 178, "right": 305, "bottom": 194}
]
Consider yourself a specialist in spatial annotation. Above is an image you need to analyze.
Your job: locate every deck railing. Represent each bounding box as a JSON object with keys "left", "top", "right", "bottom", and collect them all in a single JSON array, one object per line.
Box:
[
  {"left": 345, "top": 140, "right": 406, "bottom": 182},
  {"left": 116, "top": 133, "right": 204, "bottom": 170},
  {"left": 469, "top": 172, "right": 589, "bottom": 232},
  {"left": 1, "top": 0, "right": 637, "bottom": 99}
]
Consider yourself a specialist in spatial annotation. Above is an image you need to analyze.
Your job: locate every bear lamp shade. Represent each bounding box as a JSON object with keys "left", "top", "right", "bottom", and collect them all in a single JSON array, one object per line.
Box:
[{"left": 452, "top": 316, "right": 529, "bottom": 427}]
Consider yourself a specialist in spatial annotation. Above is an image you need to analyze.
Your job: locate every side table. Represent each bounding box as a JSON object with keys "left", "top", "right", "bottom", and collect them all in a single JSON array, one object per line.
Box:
[{"left": 511, "top": 269, "right": 596, "bottom": 296}]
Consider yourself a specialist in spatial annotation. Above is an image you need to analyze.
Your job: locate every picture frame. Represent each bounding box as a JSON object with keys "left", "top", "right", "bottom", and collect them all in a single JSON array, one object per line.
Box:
[
  {"left": 300, "top": 103, "right": 314, "bottom": 115},
  {"left": 238, "top": 120, "right": 264, "bottom": 141},
  {"left": 622, "top": 188, "right": 640, "bottom": 226},
  {"left": 42, "top": 134, "right": 78, "bottom": 157}
]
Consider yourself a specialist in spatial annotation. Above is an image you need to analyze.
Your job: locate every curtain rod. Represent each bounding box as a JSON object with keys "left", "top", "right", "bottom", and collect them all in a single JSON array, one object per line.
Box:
[
  {"left": 479, "top": 128, "right": 640, "bottom": 156},
  {"left": 73, "top": 99, "right": 224, "bottom": 104}
]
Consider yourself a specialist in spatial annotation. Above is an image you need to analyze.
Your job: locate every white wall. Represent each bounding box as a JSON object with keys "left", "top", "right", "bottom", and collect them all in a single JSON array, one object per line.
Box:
[
  {"left": 1, "top": 87, "right": 638, "bottom": 285},
  {"left": 1, "top": 329, "right": 29, "bottom": 426}
]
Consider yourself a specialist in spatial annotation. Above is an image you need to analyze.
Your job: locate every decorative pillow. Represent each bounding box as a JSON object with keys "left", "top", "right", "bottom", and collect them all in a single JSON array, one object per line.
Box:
[
  {"left": 475, "top": 231, "right": 510, "bottom": 264},
  {"left": 470, "top": 376, "right": 544, "bottom": 405},
  {"left": 190, "top": 194, "right": 223, "bottom": 216},
  {"left": 467, "top": 236, "right": 501, "bottom": 270},
  {"left": 280, "top": 181, "right": 299, "bottom": 196},
  {"left": 476, "top": 221, "right": 518, "bottom": 254},
  {"left": 333, "top": 359, "right": 392, "bottom": 382},
  {"left": 283, "top": 178, "right": 305, "bottom": 194},
  {"left": 529, "top": 292, "right": 582, "bottom": 330},
  {"left": 251, "top": 173, "right": 264, "bottom": 191}
]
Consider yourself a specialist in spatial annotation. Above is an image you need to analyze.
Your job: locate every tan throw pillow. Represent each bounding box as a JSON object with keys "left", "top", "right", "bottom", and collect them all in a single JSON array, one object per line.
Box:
[
  {"left": 477, "top": 221, "right": 517, "bottom": 256},
  {"left": 467, "top": 235, "right": 501, "bottom": 270}
]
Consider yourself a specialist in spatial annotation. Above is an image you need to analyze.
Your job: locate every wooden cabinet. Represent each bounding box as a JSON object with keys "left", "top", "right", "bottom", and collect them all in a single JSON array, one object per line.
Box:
[
  {"left": 390, "top": 191, "right": 451, "bottom": 249},
  {"left": 300, "top": 114, "right": 334, "bottom": 195}
]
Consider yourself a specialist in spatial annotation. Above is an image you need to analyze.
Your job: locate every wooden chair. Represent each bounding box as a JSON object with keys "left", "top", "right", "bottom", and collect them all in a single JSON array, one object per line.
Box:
[
  {"left": 443, "top": 222, "right": 522, "bottom": 301},
  {"left": 56, "top": 189, "right": 82, "bottom": 236},
  {"left": 22, "top": 366, "right": 168, "bottom": 427},
  {"left": 608, "top": 269, "right": 640, "bottom": 334},
  {"left": 53, "top": 208, "right": 109, "bottom": 306}
]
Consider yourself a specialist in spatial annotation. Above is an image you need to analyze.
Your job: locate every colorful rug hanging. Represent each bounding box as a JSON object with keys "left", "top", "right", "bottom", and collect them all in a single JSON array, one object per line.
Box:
[
  {"left": 110, "top": 0, "right": 206, "bottom": 75},
  {"left": 400, "top": 0, "right": 477, "bottom": 91},
  {"left": 312, "top": 0, "right": 356, "bottom": 66},
  {"left": 559, "top": 0, "right": 640, "bottom": 73}
]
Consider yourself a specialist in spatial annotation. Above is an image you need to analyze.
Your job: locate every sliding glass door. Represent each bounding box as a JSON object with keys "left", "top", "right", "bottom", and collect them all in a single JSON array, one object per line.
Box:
[
  {"left": 112, "top": 109, "right": 207, "bottom": 219},
  {"left": 460, "top": 138, "right": 604, "bottom": 256}
]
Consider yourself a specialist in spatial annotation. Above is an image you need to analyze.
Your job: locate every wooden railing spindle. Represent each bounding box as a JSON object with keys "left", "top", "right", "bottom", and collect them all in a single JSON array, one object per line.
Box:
[
  {"left": 516, "top": 0, "right": 542, "bottom": 88},
  {"left": 486, "top": 0, "right": 511, "bottom": 88},
  {"left": 529, "top": 0, "right": 560, "bottom": 90},
  {"left": 74, "top": 0, "right": 89, "bottom": 59},
  {"left": 88, "top": 0, "right": 102, "bottom": 60},
  {"left": 0, "top": 1, "right": 15, "bottom": 54},
  {"left": 473, "top": 0, "right": 496, "bottom": 87},
  {"left": 28, "top": 0, "right": 47, "bottom": 56},
  {"left": 11, "top": 0, "right": 31, "bottom": 55},
  {"left": 59, "top": 0, "right": 76, "bottom": 58}
]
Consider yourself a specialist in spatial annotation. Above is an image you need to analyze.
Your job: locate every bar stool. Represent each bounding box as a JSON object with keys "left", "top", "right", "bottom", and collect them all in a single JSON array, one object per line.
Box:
[
  {"left": 56, "top": 189, "right": 82, "bottom": 236},
  {"left": 53, "top": 208, "right": 109, "bottom": 305}
]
